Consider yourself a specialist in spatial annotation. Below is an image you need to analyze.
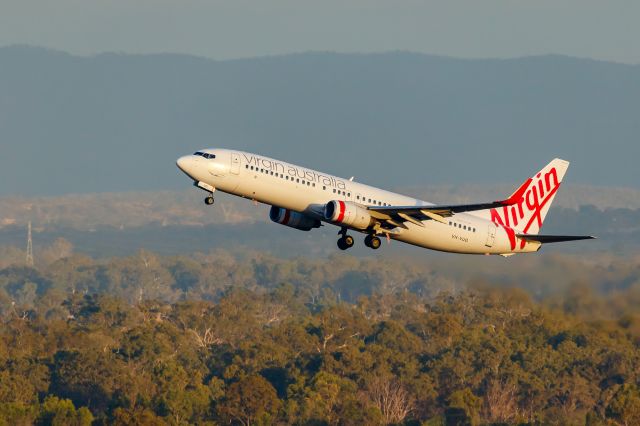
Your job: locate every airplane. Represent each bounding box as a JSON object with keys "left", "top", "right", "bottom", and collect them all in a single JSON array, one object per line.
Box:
[{"left": 176, "top": 149, "right": 594, "bottom": 256}]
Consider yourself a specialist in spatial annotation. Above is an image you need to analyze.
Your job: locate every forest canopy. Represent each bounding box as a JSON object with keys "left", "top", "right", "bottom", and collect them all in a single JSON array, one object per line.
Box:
[{"left": 2, "top": 250, "right": 640, "bottom": 424}]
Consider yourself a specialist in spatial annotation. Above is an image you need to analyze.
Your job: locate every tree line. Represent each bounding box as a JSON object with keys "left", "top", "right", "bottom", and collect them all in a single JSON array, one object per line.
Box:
[{"left": 1, "top": 251, "right": 640, "bottom": 424}]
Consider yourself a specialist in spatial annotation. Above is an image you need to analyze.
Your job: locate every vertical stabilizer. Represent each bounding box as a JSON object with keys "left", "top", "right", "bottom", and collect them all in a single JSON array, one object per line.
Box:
[{"left": 475, "top": 158, "right": 569, "bottom": 235}]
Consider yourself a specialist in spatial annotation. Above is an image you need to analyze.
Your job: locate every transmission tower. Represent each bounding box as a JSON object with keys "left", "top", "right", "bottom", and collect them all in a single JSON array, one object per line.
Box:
[{"left": 26, "top": 221, "right": 34, "bottom": 267}]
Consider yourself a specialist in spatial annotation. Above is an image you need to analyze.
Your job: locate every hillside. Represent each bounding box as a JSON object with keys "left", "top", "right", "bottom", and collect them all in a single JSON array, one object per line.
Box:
[{"left": 1, "top": 46, "right": 639, "bottom": 196}]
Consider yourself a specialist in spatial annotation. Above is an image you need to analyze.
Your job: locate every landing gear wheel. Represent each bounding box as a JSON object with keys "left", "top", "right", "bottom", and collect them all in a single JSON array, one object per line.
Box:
[
  {"left": 344, "top": 235, "right": 354, "bottom": 247},
  {"left": 370, "top": 236, "right": 381, "bottom": 249},
  {"left": 365, "top": 235, "right": 381, "bottom": 250},
  {"left": 337, "top": 235, "right": 354, "bottom": 250},
  {"left": 204, "top": 196, "right": 215, "bottom": 205}
]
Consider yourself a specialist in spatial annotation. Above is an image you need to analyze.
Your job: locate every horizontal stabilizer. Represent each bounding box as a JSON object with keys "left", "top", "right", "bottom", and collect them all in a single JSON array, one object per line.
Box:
[{"left": 516, "top": 234, "right": 596, "bottom": 244}]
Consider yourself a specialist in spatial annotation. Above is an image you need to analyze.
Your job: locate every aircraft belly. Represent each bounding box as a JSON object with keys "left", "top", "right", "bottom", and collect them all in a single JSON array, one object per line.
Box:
[
  {"left": 215, "top": 176, "right": 240, "bottom": 193},
  {"left": 393, "top": 221, "right": 511, "bottom": 254},
  {"left": 233, "top": 176, "right": 321, "bottom": 213}
]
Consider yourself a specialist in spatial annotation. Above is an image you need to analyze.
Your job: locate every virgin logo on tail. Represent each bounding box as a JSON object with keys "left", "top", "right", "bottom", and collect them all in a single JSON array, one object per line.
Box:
[{"left": 490, "top": 167, "right": 561, "bottom": 250}]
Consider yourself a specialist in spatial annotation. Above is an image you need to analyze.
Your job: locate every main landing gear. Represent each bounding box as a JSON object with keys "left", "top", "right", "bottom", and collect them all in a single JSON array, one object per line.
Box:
[
  {"left": 364, "top": 234, "right": 381, "bottom": 250},
  {"left": 337, "top": 228, "right": 355, "bottom": 250},
  {"left": 204, "top": 194, "right": 215, "bottom": 205},
  {"left": 336, "top": 229, "right": 382, "bottom": 251},
  {"left": 337, "top": 235, "right": 355, "bottom": 250}
]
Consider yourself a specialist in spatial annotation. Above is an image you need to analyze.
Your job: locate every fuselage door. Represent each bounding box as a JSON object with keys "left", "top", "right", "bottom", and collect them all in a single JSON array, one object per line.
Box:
[
  {"left": 231, "top": 152, "right": 241, "bottom": 175},
  {"left": 485, "top": 222, "right": 497, "bottom": 247}
]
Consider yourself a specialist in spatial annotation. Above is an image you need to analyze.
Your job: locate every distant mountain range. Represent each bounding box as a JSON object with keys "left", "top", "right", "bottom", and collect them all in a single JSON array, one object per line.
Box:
[{"left": 1, "top": 46, "right": 639, "bottom": 196}]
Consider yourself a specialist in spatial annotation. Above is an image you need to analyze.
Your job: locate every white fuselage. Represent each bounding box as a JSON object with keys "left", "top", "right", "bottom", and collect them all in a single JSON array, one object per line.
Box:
[{"left": 176, "top": 149, "right": 541, "bottom": 255}]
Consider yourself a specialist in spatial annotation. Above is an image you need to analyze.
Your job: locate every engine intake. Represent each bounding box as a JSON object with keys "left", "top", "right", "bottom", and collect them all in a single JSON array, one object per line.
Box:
[
  {"left": 324, "top": 200, "right": 374, "bottom": 230},
  {"left": 269, "top": 206, "right": 321, "bottom": 231}
]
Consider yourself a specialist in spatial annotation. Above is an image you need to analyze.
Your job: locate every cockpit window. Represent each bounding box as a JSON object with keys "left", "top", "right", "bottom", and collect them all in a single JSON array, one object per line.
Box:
[{"left": 193, "top": 152, "right": 216, "bottom": 159}]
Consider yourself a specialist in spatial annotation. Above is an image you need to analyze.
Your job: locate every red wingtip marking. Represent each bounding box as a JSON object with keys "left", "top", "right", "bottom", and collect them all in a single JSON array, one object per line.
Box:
[{"left": 499, "top": 178, "right": 532, "bottom": 205}]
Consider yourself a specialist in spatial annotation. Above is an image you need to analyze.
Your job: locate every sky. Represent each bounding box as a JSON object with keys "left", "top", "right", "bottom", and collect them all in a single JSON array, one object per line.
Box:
[{"left": 1, "top": 0, "right": 639, "bottom": 63}]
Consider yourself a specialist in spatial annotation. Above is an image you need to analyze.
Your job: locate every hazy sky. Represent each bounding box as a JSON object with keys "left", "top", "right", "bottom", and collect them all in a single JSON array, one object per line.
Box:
[{"left": 1, "top": 0, "right": 639, "bottom": 63}]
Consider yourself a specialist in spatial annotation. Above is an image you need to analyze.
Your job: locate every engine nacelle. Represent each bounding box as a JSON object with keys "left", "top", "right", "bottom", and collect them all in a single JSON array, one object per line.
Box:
[
  {"left": 324, "top": 200, "right": 374, "bottom": 230},
  {"left": 269, "top": 206, "right": 321, "bottom": 231}
]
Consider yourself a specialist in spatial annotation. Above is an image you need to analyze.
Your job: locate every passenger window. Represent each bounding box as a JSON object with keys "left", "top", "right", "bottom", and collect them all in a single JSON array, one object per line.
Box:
[
  {"left": 312, "top": 183, "right": 316, "bottom": 187},
  {"left": 296, "top": 178, "right": 299, "bottom": 183},
  {"left": 323, "top": 186, "right": 326, "bottom": 190},
  {"left": 333, "top": 189, "right": 336, "bottom": 193}
]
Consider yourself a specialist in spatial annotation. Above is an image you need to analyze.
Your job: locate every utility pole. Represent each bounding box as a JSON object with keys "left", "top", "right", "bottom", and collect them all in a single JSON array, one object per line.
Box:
[{"left": 26, "top": 221, "right": 34, "bottom": 267}]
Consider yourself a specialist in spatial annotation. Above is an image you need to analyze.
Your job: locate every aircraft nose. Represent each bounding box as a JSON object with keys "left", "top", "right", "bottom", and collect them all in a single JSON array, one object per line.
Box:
[{"left": 176, "top": 155, "right": 196, "bottom": 176}]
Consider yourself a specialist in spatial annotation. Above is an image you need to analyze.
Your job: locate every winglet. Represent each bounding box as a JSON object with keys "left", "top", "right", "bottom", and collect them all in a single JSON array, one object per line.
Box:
[{"left": 497, "top": 178, "right": 532, "bottom": 205}]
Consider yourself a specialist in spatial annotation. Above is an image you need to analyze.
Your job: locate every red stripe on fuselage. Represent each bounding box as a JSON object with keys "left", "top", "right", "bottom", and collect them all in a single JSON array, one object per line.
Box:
[
  {"left": 337, "top": 201, "right": 346, "bottom": 222},
  {"left": 282, "top": 209, "right": 291, "bottom": 225}
]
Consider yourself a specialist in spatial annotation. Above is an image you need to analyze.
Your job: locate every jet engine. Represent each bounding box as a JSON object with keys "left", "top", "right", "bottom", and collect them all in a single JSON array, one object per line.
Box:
[
  {"left": 269, "top": 206, "right": 321, "bottom": 231},
  {"left": 324, "top": 200, "right": 374, "bottom": 230}
]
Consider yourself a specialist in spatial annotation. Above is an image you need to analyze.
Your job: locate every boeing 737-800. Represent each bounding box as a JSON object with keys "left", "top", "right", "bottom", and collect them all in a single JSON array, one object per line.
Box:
[{"left": 176, "top": 149, "right": 593, "bottom": 256}]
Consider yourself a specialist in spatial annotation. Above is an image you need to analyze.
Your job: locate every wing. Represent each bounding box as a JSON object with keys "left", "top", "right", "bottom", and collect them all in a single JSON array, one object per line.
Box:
[{"left": 367, "top": 179, "right": 531, "bottom": 229}]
